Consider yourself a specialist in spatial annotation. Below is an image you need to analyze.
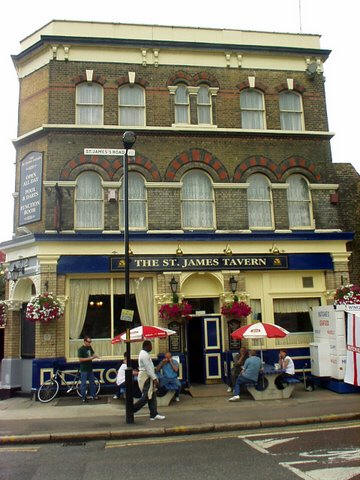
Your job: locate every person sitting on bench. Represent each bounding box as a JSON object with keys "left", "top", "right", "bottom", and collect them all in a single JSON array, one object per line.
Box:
[
  {"left": 156, "top": 352, "right": 181, "bottom": 402},
  {"left": 113, "top": 352, "right": 141, "bottom": 399},
  {"left": 275, "top": 349, "right": 295, "bottom": 390},
  {"left": 229, "top": 350, "right": 262, "bottom": 401}
]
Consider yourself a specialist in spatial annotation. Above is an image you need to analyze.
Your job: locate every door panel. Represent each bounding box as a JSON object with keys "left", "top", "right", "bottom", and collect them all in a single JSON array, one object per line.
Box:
[{"left": 203, "top": 316, "right": 222, "bottom": 380}]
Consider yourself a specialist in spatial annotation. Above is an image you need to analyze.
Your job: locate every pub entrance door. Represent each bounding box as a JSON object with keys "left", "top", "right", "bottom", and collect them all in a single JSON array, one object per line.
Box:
[{"left": 187, "top": 315, "right": 222, "bottom": 384}]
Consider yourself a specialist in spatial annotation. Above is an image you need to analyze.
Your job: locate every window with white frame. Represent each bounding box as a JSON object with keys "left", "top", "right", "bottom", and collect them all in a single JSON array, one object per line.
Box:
[
  {"left": 279, "top": 91, "right": 304, "bottom": 131},
  {"left": 76, "top": 82, "right": 103, "bottom": 125},
  {"left": 240, "top": 89, "right": 265, "bottom": 129},
  {"left": 247, "top": 174, "right": 273, "bottom": 229},
  {"left": 119, "top": 172, "right": 147, "bottom": 229},
  {"left": 287, "top": 174, "right": 312, "bottom": 228},
  {"left": 75, "top": 172, "right": 104, "bottom": 229},
  {"left": 181, "top": 170, "right": 214, "bottom": 229},
  {"left": 118, "top": 84, "right": 145, "bottom": 126},
  {"left": 273, "top": 297, "right": 320, "bottom": 333},
  {"left": 197, "top": 85, "right": 212, "bottom": 125},
  {"left": 175, "top": 84, "right": 190, "bottom": 124}
]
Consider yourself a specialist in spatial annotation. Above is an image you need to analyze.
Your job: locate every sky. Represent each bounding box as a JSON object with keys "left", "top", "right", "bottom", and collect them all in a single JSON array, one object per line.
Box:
[{"left": 0, "top": 0, "right": 359, "bottom": 243}]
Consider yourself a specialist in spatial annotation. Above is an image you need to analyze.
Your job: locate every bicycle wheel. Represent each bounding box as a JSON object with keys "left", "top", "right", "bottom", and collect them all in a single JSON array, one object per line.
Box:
[
  {"left": 37, "top": 378, "right": 59, "bottom": 402},
  {"left": 76, "top": 376, "right": 101, "bottom": 397}
]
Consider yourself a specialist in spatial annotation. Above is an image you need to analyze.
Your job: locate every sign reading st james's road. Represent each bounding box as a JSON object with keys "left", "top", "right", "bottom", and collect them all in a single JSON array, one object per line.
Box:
[
  {"left": 19, "top": 152, "right": 43, "bottom": 226},
  {"left": 110, "top": 254, "right": 288, "bottom": 272}
]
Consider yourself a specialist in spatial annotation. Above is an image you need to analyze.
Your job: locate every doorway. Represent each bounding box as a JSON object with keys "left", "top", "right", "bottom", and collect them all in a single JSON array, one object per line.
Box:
[{"left": 187, "top": 318, "right": 204, "bottom": 383}]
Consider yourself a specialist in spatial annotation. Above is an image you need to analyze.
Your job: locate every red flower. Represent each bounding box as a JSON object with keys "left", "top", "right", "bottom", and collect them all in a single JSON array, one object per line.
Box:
[{"left": 221, "top": 301, "right": 252, "bottom": 318}]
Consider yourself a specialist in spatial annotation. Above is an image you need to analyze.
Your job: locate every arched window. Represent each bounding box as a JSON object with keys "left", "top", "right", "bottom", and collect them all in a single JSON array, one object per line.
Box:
[
  {"left": 175, "top": 84, "right": 190, "bottom": 124},
  {"left": 247, "top": 174, "right": 273, "bottom": 229},
  {"left": 75, "top": 172, "right": 103, "bottom": 229},
  {"left": 279, "top": 91, "right": 304, "bottom": 131},
  {"left": 287, "top": 174, "right": 312, "bottom": 228},
  {"left": 181, "top": 170, "right": 214, "bottom": 229},
  {"left": 197, "top": 85, "right": 212, "bottom": 125},
  {"left": 240, "top": 89, "right": 265, "bottom": 129},
  {"left": 119, "top": 172, "right": 147, "bottom": 229},
  {"left": 76, "top": 83, "right": 103, "bottom": 125},
  {"left": 118, "top": 84, "right": 145, "bottom": 126}
]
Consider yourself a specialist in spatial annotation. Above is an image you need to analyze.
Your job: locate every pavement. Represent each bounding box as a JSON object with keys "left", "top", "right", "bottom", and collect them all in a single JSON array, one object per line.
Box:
[{"left": 0, "top": 384, "right": 359, "bottom": 445}]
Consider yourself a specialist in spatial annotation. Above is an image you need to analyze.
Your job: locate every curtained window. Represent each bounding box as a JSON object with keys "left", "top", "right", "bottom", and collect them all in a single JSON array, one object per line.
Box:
[
  {"left": 279, "top": 91, "right": 303, "bottom": 131},
  {"left": 76, "top": 83, "right": 103, "bottom": 125},
  {"left": 247, "top": 174, "right": 273, "bottom": 229},
  {"left": 273, "top": 297, "right": 320, "bottom": 333},
  {"left": 287, "top": 174, "right": 312, "bottom": 228},
  {"left": 197, "top": 85, "right": 212, "bottom": 124},
  {"left": 75, "top": 172, "right": 103, "bottom": 229},
  {"left": 118, "top": 84, "right": 145, "bottom": 126},
  {"left": 181, "top": 170, "right": 214, "bottom": 229},
  {"left": 240, "top": 89, "right": 265, "bottom": 129},
  {"left": 69, "top": 277, "right": 154, "bottom": 358},
  {"left": 175, "top": 84, "right": 190, "bottom": 124},
  {"left": 119, "top": 172, "right": 147, "bottom": 229}
]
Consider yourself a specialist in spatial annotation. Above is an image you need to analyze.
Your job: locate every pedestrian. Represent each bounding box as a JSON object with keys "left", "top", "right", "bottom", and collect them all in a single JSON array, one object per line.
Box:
[
  {"left": 133, "top": 340, "right": 165, "bottom": 420},
  {"left": 78, "top": 336, "right": 100, "bottom": 403},
  {"left": 228, "top": 350, "right": 262, "bottom": 401}
]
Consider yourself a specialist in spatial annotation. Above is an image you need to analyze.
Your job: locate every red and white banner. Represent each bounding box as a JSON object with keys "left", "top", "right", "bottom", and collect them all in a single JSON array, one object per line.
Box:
[{"left": 344, "top": 313, "right": 360, "bottom": 386}]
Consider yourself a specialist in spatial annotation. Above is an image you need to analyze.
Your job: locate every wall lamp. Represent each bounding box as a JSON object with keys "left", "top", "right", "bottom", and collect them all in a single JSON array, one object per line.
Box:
[
  {"left": 7, "top": 258, "right": 28, "bottom": 282},
  {"left": 169, "top": 276, "right": 179, "bottom": 294},
  {"left": 229, "top": 276, "right": 238, "bottom": 294}
]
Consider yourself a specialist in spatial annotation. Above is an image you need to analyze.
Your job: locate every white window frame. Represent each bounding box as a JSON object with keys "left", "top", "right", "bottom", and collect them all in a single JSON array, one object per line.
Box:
[
  {"left": 181, "top": 170, "right": 216, "bottom": 230},
  {"left": 279, "top": 91, "right": 304, "bottom": 131},
  {"left": 74, "top": 172, "right": 104, "bottom": 230},
  {"left": 197, "top": 84, "right": 213, "bottom": 125},
  {"left": 118, "top": 84, "right": 146, "bottom": 126},
  {"left": 75, "top": 82, "right": 104, "bottom": 125},
  {"left": 119, "top": 172, "right": 148, "bottom": 231},
  {"left": 247, "top": 174, "right": 274, "bottom": 230},
  {"left": 174, "top": 84, "right": 190, "bottom": 125},
  {"left": 286, "top": 174, "right": 314, "bottom": 229},
  {"left": 240, "top": 89, "right": 266, "bottom": 130}
]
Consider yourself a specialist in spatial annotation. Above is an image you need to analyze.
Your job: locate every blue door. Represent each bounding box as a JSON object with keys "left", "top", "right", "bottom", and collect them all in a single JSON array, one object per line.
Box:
[{"left": 203, "top": 316, "right": 222, "bottom": 382}]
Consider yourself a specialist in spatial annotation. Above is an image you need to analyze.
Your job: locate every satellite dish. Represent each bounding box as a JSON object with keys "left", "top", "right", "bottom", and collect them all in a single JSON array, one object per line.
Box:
[{"left": 306, "top": 62, "right": 317, "bottom": 78}]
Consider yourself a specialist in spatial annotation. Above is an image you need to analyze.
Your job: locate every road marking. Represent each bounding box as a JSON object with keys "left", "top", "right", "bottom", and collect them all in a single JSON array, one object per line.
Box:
[
  {"left": 281, "top": 462, "right": 360, "bottom": 480},
  {"left": 241, "top": 436, "right": 298, "bottom": 454},
  {"left": 0, "top": 447, "right": 38, "bottom": 453},
  {"left": 238, "top": 422, "right": 360, "bottom": 439},
  {"left": 106, "top": 433, "right": 234, "bottom": 448},
  {"left": 300, "top": 449, "right": 360, "bottom": 463}
]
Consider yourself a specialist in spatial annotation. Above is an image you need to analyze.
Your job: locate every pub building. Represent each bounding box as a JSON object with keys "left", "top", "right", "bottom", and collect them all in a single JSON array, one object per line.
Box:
[{"left": 0, "top": 20, "right": 357, "bottom": 396}]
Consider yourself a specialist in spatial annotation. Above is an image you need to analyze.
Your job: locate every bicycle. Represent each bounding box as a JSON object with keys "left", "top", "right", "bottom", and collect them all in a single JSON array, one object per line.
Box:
[{"left": 37, "top": 367, "right": 101, "bottom": 403}]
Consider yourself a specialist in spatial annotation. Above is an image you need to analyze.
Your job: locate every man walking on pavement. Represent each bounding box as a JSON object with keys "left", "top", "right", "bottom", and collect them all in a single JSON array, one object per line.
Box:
[
  {"left": 133, "top": 340, "right": 165, "bottom": 420},
  {"left": 78, "top": 336, "right": 100, "bottom": 403}
]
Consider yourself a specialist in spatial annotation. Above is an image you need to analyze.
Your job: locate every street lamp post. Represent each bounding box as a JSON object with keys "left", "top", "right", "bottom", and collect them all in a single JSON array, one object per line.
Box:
[{"left": 122, "top": 131, "right": 136, "bottom": 424}]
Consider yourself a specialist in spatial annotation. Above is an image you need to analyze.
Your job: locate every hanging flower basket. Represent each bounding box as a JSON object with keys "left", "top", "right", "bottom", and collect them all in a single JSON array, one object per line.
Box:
[
  {"left": 334, "top": 284, "right": 360, "bottom": 305},
  {"left": 26, "top": 292, "right": 64, "bottom": 324},
  {"left": 159, "top": 300, "right": 193, "bottom": 322},
  {"left": 0, "top": 301, "right": 7, "bottom": 327},
  {"left": 221, "top": 300, "right": 252, "bottom": 319}
]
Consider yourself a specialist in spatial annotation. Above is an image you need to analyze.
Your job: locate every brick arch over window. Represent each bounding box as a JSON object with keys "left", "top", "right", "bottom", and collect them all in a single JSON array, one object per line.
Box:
[
  {"left": 193, "top": 72, "right": 219, "bottom": 88},
  {"left": 279, "top": 157, "right": 321, "bottom": 182},
  {"left": 165, "top": 149, "right": 229, "bottom": 182},
  {"left": 167, "top": 71, "right": 193, "bottom": 86},
  {"left": 234, "top": 156, "right": 279, "bottom": 182},
  {"left": 60, "top": 156, "right": 114, "bottom": 180},
  {"left": 116, "top": 77, "right": 149, "bottom": 88},
  {"left": 71, "top": 74, "right": 107, "bottom": 86},
  {"left": 237, "top": 81, "right": 269, "bottom": 94},
  {"left": 275, "top": 82, "right": 306, "bottom": 94},
  {"left": 112, "top": 154, "right": 161, "bottom": 181}
]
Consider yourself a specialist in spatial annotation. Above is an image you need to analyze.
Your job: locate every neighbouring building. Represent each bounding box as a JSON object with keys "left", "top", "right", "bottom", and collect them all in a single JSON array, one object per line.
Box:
[{"left": 0, "top": 20, "right": 358, "bottom": 396}]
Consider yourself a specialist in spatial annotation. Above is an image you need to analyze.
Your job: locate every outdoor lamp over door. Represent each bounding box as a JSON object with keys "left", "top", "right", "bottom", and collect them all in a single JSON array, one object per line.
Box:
[
  {"left": 229, "top": 276, "right": 238, "bottom": 294},
  {"left": 8, "top": 259, "right": 27, "bottom": 282},
  {"left": 122, "top": 130, "right": 136, "bottom": 425},
  {"left": 169, "top": 276, "right": 178, "bottom": 294}
]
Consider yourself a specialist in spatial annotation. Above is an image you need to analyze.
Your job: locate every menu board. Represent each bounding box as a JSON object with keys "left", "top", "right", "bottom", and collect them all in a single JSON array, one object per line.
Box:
[
  {"left": 168, "top": 321, "right": 182, "bottom": 352},
  {"left": 19, "top": 152, "right": 43, "bottom": 225}
]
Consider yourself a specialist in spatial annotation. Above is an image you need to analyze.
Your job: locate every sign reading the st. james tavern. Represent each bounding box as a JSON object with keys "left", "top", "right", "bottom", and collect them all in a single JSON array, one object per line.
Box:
[
  {"left": 19, "top": 152, "right": 43, "bottom": 226},
  {"left": 110, "top": 254, "right": 288, "bottom": 272}
]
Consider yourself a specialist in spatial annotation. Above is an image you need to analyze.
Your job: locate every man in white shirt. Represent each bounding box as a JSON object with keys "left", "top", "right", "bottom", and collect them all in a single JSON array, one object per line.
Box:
[
  {"left": 113, "top": 353, "right": 140, "bottom": 399},
  {"left": 132, "top": 340, "right": 165, "bottom": 420},
  {"left": 275, "top": 349, "right": 295, "bottom": 390}
]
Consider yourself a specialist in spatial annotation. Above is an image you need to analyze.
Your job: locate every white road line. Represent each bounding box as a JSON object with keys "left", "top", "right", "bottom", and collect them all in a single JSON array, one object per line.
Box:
[
  {"left": 281, "top": 463, "right": 360, "bottom": 480},
  {"left": 0, "top": 447, "right": 38, "bottom": 453},
  {"left": 106, "top": 433, "right": 234, "bottom": 448},
  {"left": 280, "top": 461, "right": 318, "bottom": 480}
]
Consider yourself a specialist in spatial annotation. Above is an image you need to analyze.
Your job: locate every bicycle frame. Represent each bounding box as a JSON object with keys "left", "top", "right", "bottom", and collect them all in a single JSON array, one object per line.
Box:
[{"left": 53, "top": 369, "right": 80, "bottom": 393}]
